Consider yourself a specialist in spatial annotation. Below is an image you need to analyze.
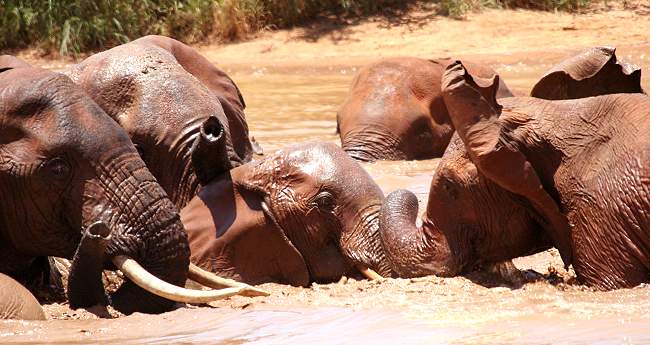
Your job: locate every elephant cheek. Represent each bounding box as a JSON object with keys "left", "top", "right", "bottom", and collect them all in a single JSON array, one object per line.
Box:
[{"left": 307, "top": 244, "right": 351, "bottom": 283}]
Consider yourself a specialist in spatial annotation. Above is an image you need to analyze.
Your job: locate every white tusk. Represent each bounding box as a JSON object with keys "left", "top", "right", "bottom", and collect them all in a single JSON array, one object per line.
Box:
[
  {"left": 188, "top": 263, "right": 269, "bottom": 297},
  {"left": 356, "top": 264, "right": 384, "bottom": 280},
  {"left": 112, "top": 255, "right": 247, "bottom": 303}
]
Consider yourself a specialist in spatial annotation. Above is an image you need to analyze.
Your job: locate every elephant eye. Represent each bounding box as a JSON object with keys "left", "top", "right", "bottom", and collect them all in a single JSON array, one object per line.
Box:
[
  {"left": 41, "top": 157, "right": 71, "bottom": 182},
  {"left": 314, "top": 191, "right": 336, "bottom": 212}
]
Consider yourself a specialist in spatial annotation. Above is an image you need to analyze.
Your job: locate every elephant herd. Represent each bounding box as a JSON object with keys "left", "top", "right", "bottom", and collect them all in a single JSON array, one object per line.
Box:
[{"left": 0, "top": 37, "right": 648, "bottom": 321}]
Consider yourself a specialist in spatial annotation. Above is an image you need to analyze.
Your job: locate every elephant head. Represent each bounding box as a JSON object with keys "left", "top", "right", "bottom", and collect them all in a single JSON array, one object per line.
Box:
[
  {"left": 65, "top": 35, "right": 253, "bottom": 208},
  {"left": 337, "top": 57, "right": 512, "bottom": 161},
  {"left": 378, "top": 60, "right": 650, "bottom": 289},
  {"left": 183, "top": 142, "right": 390, "bottom": 285},
  {"left": 530, "top": 46, "right": 644, "bottom": 99},
  {"left": 0, "top": 61, "right": 260, "bottom": 315}
]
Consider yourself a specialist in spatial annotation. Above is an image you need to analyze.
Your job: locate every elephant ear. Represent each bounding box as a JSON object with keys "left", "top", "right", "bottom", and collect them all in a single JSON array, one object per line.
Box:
[
  {"left": 441, "top": 61, "right": 573, "bottom": 267},
  {"left": 530, "top": 46, "right": 643, "bottom": 100}
]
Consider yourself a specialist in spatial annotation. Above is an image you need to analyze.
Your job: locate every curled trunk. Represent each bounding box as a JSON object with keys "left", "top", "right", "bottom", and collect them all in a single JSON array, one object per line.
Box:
[{"left": 379, "top": 190, "right": 459, "bottom": 277}]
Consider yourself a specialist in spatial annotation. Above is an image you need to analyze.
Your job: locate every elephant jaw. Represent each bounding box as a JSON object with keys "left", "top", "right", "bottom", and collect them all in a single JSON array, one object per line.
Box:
[{"left": 379, "top": 189, "right": 461, "bottom": 278}]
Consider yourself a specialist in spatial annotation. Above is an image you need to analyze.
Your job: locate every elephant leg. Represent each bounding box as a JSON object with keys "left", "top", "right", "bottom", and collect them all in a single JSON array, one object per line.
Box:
[{"left": 68, "top": 222, "right": 112, "bottom": 309}]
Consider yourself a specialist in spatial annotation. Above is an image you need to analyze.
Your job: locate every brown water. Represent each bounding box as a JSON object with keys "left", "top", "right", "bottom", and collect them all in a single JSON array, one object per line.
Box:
[{"left": 3, "top": 51, "right": 650, "bottom": 344}]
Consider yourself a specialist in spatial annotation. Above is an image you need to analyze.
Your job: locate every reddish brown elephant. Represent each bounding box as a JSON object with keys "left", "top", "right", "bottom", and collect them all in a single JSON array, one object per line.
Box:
[
  {"left": 531, "top": 46, "right": 644, "bottom": 99},
  {"left": 0, "top": 57, "right": 259, "bottom": 315},
  {"left": 65, "top": 35, "right": 254, "bottom": 208},
  {"left": 182, "top": 142, "right": 390, "bottom": 285},
  {"left": 378, "top": 61, "right": 649, "bottom": 289},
  {"left": 0, "top": 273, "right": 45, "bottom": 320},
  {"left": 336, "top": 57, "right": 513, "bottom": 161}
]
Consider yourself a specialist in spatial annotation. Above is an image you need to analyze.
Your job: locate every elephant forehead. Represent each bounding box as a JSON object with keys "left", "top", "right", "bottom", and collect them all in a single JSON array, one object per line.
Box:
[{"left": 287, "top": 146, "right": 338, "bottom": 181}]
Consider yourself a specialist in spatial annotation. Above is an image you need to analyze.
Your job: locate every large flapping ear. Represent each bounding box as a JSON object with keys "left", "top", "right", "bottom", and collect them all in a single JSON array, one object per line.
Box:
[
  {"left": 441, "top": 61, "right": 574, "bottom": 267},
  {"left": 531, "top": 46, "right": 643, "bottom": 100},
  {"left": 0, "top": 55, "right": 31, "bottom": 73}
]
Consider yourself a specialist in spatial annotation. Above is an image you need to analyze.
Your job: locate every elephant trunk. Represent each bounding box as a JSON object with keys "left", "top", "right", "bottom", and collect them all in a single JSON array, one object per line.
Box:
[
  {"left": 341, "top": 203, "right": 394, "bottom": 278},
  {"left": 379, "top": 189, "right": 459, "bottom": 278},
  {"left": 341, "top": 128, "right": 405, "bottom": 162},
  {"left": 191, "top": 116, "right": 232, "bottom": 186},
  {"left": 68, "top": 222, "right": 112, "bottom": 309}
]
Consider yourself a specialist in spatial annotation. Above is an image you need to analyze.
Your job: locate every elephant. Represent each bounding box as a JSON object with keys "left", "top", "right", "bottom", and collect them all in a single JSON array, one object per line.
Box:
[
  {"left": 378, "top": 61, "right": 649, "bottom": 290},
  {"left": 65, "top": 35, "right": 254, "bottom": 208},
  {"left": 0, "top": 273, "right": 45, "bottom": 320},
  {"left": 531, "top": 46, "right": 644, "bottom": 100},
  {"left": 0, "top": 58, "right": 261, "bottom": 315},
  {"left": 181, "top": 142, "right": 390, "bottom": 285},
  {"left": 336, "top": 57, "right": 513, "bottom": 161}
]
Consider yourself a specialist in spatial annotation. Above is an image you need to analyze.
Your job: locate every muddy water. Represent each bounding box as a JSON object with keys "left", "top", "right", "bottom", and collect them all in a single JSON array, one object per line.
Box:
[{"left": 4, "top": 52, "right": 650, "bottom": 344}]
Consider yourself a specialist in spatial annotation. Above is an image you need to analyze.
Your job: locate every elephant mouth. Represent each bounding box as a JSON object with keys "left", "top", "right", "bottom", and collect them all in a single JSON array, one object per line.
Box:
[
  {"left": 260, "top": 196, "right": 383, "bottom": 282},
  {"left": 260, "top": 196, "right": 311, "bottom": 276}
]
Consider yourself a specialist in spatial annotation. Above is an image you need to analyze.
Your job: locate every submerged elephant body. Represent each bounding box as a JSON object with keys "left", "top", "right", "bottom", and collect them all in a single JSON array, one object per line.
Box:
[
  {"left": 337, "top": 57, "right": 512, "bottom": 161},
  {"left": 182, "top": 142, "right": 391, "bottom": 285},
  {"left": 66, "top": 35, "right": 253, "bottom": 208},
  {"left": 0, "top": 273, "right": 45, "bottom": 320},
  {"left": 379, "top": 61, "right": 649, "bottom": 289}
]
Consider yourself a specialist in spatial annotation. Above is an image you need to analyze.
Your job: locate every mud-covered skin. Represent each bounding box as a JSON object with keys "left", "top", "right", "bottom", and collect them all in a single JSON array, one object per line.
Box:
[
  {"left": 530, "top": 46, "right": 644, "bottom": 99},
  {"left": 65, "top": 35, "right": 253, "bottom": 208},
  {"left": 0, "top": 60, "right": 190, "bottom": 314},
  {"left": 182, "top": 142, "right": 391, "bottom": 286},
  {"left": 337, "top": 57, "right": 512, "bottom": 161},
  {"left": 0, "top": 273, "right": 45, "bottom": 320},
  {"left": 380, "top": 61, "right": 649, "bottom": 289}
]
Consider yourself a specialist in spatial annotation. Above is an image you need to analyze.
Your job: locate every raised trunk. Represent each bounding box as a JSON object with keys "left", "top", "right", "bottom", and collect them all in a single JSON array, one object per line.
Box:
[{"left": 379, "top": 190, "right": 459, "bottom": 278}]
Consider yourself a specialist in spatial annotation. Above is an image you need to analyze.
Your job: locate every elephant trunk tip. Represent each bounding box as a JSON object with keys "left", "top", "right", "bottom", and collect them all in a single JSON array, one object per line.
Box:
[{"left": 200, "top": 116, "right": 225, "bottom": 143}]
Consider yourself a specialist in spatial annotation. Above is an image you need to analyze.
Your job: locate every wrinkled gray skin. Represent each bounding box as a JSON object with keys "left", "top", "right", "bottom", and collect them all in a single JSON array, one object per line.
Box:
[
  {"left": 183, "top": 142, "right": 393, "bottom": 284},
  {"left": 380, "top": 61, "right": 649, "bottom": 290},
  {"left": 0, "top": 58, "right": 190, "bottom": 314},
  {"left": 65, "top": 35, "right": 253, "bottom": 208},
  {"left": 0, "top": 273, "right": 45, "bottom": 320}
]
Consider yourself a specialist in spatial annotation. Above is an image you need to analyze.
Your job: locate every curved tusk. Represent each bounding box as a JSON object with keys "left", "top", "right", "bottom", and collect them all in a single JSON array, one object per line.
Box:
[
  {"left": 188, "top": 263, "right": 269, "bottom": 297},
  {"left": 112, "top": 255, "right": 245, "bottom": 303},
  {"left": 356, "top": 264, "right": 384, "bottom": 280}
]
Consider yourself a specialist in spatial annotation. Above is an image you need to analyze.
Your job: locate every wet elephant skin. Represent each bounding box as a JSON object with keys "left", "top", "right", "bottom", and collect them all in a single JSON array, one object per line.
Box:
[
  {"left": 182, "top": 142, "right": 392, "bottom": 286},
  {"left": 379, "top": 59, "right": 649, "bottom": 290},
  {"left": 65, "top": 35, "right": 253, "bottom": 208},
  {"left": 337, "top": 57, "right": 513, "bottom": 161},
  {"left": 0, "top": 58, "right": 190, "bottom": 314}
]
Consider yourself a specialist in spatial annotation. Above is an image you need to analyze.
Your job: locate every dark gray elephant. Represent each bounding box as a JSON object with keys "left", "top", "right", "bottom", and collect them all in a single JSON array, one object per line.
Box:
[
  {"left": 0, "top": 57, "right": 259, "bottom": 315},
  {"left": 378, "top": 61, "right": 649, "bottom": 289},
  {"left": 65, "top": 35, "right": 254, "bottom": 208}
]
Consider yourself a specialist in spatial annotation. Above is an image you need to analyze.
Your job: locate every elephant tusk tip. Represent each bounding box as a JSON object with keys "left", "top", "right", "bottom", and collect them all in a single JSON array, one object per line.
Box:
[{"left": 356, "top": 264, "right": 384, "bottom": 281}]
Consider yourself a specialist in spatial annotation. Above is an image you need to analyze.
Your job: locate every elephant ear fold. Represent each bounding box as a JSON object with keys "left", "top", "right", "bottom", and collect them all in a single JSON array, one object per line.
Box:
[
  {"left": 530, "top": 46, "right": 643, "bottom": 100},
  {"left": 442, "top": 61, "right": 574, "bottom": 267}
]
